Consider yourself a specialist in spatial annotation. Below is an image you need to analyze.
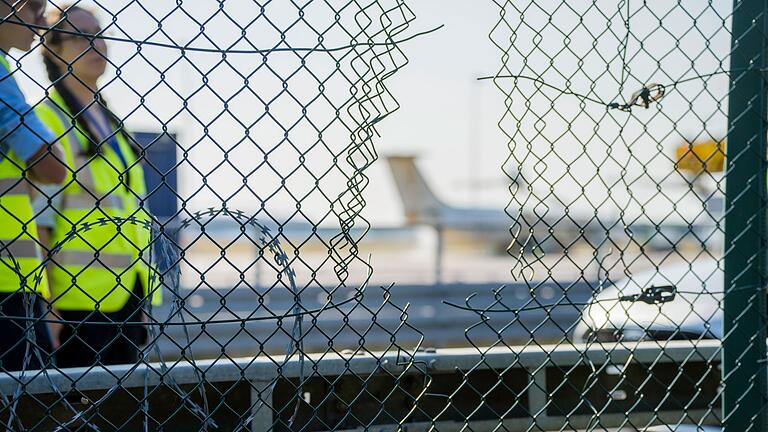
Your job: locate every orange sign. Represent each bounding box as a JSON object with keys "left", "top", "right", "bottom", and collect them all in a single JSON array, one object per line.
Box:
[{"left": 675, "top": 140, "right": 725, "bottom": 174}]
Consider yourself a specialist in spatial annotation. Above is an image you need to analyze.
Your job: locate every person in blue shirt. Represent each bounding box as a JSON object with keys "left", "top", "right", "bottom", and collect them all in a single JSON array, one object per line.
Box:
[
  {"left": 0, "top": 0, "right": 66, "bottom": 372},
  {"left": 0, "top": 0, "right": 64, "bottom": 178}
]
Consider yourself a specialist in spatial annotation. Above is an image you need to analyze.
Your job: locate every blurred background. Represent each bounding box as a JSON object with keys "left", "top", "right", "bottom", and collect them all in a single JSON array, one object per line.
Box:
[{"left": 8, "top": 0, "right": 731, "bottom": 352}]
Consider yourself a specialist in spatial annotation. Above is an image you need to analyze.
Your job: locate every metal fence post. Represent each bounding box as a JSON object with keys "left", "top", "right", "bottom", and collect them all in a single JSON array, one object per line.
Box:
[{"left": 724, "top": 1, "right": 768, "bottom": 430}]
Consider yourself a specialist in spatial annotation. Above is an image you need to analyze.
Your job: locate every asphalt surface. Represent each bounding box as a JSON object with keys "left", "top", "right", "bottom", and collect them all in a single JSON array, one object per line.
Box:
[{"left": 146, "top": 281, "right": 595, "bottom": 359}]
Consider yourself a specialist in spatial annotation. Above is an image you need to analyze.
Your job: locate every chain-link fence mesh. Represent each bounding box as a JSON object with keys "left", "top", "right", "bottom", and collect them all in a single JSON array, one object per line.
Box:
[
  {"left": 479, "top": 0, "right": 758, "bottom": 430},
  {"left": 0, "top": 0, "right": 764, "bottom": 431},
  {"left": 0, "top": 1, "right": 431, "bottom": 430}
]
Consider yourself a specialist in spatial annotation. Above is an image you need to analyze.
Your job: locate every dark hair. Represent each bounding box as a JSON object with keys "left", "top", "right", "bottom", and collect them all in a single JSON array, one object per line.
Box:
[{"left": 42, "top": 5, "right": 139, "bottom": 160}]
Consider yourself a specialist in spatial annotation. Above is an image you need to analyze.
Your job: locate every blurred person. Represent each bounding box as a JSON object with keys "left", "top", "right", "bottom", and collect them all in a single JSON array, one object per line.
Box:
[
  {"left": 33, "top": 4, "right": 160, "bottom": 368},
  {"left": 0, "top": 0, "right": 66, "bottom": 371}
]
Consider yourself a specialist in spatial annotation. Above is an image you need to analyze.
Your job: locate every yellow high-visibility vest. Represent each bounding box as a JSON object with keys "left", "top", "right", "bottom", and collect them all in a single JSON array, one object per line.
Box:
[
  {"left": 0, "top": 55, "right": 47, "bottom": 296},
  {"left": 35, "top": 91, "right": 160, "bottom": 312},
  {"left": 0, "top": 151, "right": 48, "bottom": 296}
]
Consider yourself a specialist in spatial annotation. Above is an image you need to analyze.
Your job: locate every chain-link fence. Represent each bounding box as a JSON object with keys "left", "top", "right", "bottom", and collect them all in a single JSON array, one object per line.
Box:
[
  {"left": 0, "top": 0, "right": 764, "bottom": 431},
  {"left": 485, "top": 0, "right": 761, "bottom": 430}
]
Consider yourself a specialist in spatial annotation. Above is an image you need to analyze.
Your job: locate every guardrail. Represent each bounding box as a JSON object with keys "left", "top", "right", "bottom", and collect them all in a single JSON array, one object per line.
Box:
[{"left": 1, "top": 340, "right": 721, "bottom": 431}]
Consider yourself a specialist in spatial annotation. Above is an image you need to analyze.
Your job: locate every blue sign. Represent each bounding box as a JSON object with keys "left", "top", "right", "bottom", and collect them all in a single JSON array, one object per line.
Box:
[
  {"left": 132, "top": 131, "right": 178, "bottom": 221},
  {"left": 132, "top": 131, "right": 179, "bottom": 275}
]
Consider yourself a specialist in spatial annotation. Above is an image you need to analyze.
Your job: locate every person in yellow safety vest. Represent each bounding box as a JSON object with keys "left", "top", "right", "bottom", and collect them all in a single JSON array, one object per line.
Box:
[
  {"left": 0, "top": 0, "right": 67, "bottom": 372},
  {"left": 32, "top": 4, "right": 160, "bottom": 368}
]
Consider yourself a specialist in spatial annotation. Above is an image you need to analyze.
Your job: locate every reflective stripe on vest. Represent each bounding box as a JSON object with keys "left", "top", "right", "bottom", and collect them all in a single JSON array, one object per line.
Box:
[
  {"left": 70, "top": 159, "right": 97, "bottom": 190},
  {"left": 65, "top": 191, "right": 124, "bottom": 211},
  {"left": 0, "top": 149, "right": 47, "bottom": 295},
  {"left": 0, "top": 178, "right": 28, "bottom": 196},
  {"left": 43, "top": 101, "right": 124, "bottom": 212},
  {"left": 55, "top": 250, "right": 133, "bottom": 269},
  {"left": 0, "top": 179, "right": 42, "bottom": 262},
  {"left": 0, "top": 239, "right": 39, "bottom": 260}
]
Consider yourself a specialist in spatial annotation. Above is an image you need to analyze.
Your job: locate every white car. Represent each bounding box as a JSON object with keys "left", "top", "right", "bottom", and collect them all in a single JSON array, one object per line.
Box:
[{"left": 573, "top": 259, "right": 722, "bottom": 343}]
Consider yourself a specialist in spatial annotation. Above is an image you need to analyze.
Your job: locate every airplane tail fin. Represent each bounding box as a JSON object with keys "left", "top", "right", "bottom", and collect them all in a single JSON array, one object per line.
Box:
[{"left": 385, "top": 155, "right": 448, "bottom": 224}]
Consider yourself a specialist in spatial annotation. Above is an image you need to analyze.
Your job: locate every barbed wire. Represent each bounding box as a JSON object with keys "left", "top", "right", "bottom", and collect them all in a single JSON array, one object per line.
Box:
[
  {"left": 1, "top": 17, "right": 444, "bottom": 55},
  {"left": 477, "top": 69, "right": 763, "bottom": 112},
  {"left": 1, "top": 293, "right": 367, "bottom": 326},
  {"left": 0, "top": 207, "right": 300, "bottom": 430},
  {"left": 2, "top": 202, "right": 396, "bottom": 429}
]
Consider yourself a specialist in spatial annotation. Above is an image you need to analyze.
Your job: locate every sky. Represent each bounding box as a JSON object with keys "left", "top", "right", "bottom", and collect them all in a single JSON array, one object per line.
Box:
[{"left": 11, "top": 0, "right": 735, "bottom": 229}]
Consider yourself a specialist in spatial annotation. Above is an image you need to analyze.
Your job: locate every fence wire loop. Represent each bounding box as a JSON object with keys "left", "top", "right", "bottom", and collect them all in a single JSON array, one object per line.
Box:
[
  {"left": 618, "top": 284, "right": 676, "bottom": 304},
  {"left": 610, "top": 83, "right": 667, "bottom": 111}
]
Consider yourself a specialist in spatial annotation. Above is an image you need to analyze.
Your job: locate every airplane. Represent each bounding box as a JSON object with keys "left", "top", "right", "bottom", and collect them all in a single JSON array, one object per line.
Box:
[
  {"left": 147, "top": 152, "right": 722, "bottom": 260},
  {"left": 384, "top": 154, "right": 723, "bottom": 255},
  {"left": 385, "top": 154, "right": 572, "bottom": 254},
  {"left": 385, "top": 155, "right": 515, "bottom": 230}
]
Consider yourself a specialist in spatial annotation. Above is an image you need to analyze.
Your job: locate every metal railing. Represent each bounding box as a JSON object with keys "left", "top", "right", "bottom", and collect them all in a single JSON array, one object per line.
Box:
[{"left": 1, "top": 341, "right": 722, "bottom": 431}]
